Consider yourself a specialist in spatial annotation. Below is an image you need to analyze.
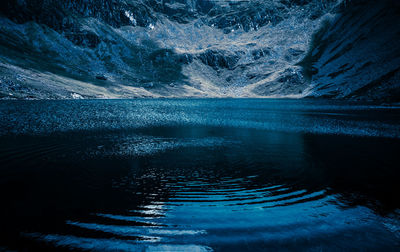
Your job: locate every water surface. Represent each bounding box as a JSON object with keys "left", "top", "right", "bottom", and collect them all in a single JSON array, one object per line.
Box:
[{"left": 0, "top": 99, "right": 399, "bottom": 251}]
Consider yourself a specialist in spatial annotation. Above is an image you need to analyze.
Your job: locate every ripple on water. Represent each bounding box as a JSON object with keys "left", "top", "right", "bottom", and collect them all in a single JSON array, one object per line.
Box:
[
  {"left": 1, "top": 99, "right": 400, "bottom": 251},
  {"left": 16, "top": 172, "right": 400, "bottom": 251},
  {"left": 22, "top": 166, "right": 394, "bottom": 250}
]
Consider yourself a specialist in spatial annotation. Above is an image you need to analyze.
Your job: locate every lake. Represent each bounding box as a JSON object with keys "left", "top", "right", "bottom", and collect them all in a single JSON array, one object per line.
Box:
[{"left": 0, "top": 99, "right": 399, "bottom": 251}]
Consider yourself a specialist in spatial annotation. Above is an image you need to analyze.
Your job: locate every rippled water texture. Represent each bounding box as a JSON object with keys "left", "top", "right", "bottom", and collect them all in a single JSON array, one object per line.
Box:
[{"left": 0, "top": 99, "right": 400, "bottom": 251}]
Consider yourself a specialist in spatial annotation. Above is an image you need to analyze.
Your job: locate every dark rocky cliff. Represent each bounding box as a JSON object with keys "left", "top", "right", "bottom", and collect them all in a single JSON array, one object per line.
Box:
[{"left": 300, "top": 0, "right": 400, "bottom": 102}]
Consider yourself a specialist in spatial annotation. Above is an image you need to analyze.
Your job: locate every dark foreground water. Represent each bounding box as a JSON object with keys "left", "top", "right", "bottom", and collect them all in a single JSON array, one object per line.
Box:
[{"left": 0, "top": 99, "right": 400, "bottom": 251}]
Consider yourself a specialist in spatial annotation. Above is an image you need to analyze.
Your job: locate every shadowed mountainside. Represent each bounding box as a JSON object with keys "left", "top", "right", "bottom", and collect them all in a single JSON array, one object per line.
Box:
[
  {"left": 0, "top": 0, "right": 399, "bottom": 101},
  {"left": 300, "top": 0, "right": 400, "bottom": 102}
]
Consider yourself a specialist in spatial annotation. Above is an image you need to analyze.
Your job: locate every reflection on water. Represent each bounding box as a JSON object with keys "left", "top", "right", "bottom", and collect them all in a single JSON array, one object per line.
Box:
[{"left": 0, "top": 99, "right": 399, "bottom": 251}]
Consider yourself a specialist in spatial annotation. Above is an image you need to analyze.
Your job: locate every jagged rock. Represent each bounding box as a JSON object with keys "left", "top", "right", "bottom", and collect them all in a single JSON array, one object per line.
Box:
[
  {"left": 252, "top": 67, "right": 307, "bottom": 96},
  {"left": 1, "top": 0, "right": 156, "bottom": 47},
  {"left": 197, "top": 50, "right": 241, "bottom": 70},
  {"left": 285, "top": 48, "right": 305, "bottom": 61},
  {"left": 277, "top": 68, "right": 305, "bottom": 85},
  {"left": 252, "top": 48, "right": 271, "bottom": 60},
  {"left": 65, "top": 31, "right": 101, "bottom": 48},
  {"left": 1, "top": 0, "right": 156, "bottom": 29}
]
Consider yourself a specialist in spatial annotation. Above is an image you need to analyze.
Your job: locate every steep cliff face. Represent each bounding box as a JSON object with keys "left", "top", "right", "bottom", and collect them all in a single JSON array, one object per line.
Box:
[
  {"left": 300, "top": 0, "right": 400, "bottom": 102},
  {"left": 1, "top": 0, "right": 398, "bottom": 100}
]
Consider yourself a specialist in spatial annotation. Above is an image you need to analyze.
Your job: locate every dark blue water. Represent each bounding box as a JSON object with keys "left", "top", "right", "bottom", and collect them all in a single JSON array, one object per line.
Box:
[{"left": 0, "top": 99, "right": 400, "bottom": 251}]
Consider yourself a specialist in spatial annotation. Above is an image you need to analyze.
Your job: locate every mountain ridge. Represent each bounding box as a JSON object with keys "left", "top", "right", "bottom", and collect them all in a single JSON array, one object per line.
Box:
[{"left": 0, "top": 0, "right": 399, "bottom": 101}]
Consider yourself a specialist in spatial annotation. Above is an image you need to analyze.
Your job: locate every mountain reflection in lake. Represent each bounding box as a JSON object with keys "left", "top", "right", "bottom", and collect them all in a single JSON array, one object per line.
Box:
[{"left": 0, "top": 99, "right": 399, "bottom": 251}]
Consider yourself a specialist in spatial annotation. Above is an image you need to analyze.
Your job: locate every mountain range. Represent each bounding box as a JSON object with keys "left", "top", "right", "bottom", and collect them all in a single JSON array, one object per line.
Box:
[{"left": 0, "top": 0, "right": 399, "bottom": 101}]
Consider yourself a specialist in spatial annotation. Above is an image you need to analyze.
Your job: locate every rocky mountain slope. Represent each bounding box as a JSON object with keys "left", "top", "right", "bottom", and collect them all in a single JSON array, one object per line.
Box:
[
  {"left": 301, "top": 0, "right": 400, "bottom": 102},
  {"left": 0, "top": 0, "right": 398, "bottom": 100}
]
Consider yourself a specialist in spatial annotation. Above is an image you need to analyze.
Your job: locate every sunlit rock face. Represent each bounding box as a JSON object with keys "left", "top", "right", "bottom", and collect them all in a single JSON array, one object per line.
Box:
[
  {"left": 300, "top": 0, "right": 400, "bottom": 102},
  {"left": 1, "top": 0, "right": 398, "bottom": 100}
]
